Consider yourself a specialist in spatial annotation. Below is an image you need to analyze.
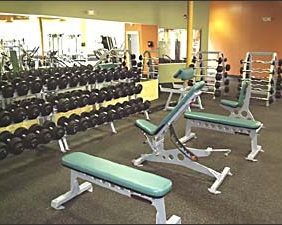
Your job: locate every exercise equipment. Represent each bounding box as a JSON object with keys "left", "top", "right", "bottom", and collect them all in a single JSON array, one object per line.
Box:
[
  {"left": 159, "top": 67, "right": 203, "bottom": 111},
  {"left": 191, "top": 51, "right": 231, "bottom": 98},
  {"left": 14, "top": 127, "right": 39, "bottom": 149},
  {"left": 51, "top": 152, "right": 181, "bottom": 224},
  {"left": 28, "top": 124, "right": 53, "bottom": 145},
  {"left": 42, "top": 121, "right": 66, "bottom": 140},
  {"left": 180, "top": 111, "right": 263, "bottom": 162},
  {"left": 57, "top": 116, "right": 81, "bottom": 135},
  {"left": 0, "top": 131, "right": 25, "bottom": 155},
  {"left": 133, "top": 81, "right": 231, "bottom": 194},
  {"left": 221, "top": 79, "right": 255, "bottom": 120},
  {"left": 240, "top": 52, "right": 278, "bottom": 106}
]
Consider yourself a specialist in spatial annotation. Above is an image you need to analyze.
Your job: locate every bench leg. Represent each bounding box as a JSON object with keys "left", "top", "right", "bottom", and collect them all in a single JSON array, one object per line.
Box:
[
  {"left": 152, "top": 198, "right": 181, "bottom": 224},
  {"left": 164, "top": 92, "right": 174, "bottom": 111},
  {"left": 246, "top": 131, "right": 264, "bottom": 162},
  {"left": 191, "top": 96, "right": 204, "bottom": 110},
  {"left": 51, "top": 170, "right": 93, "bottom": 210},
  {"left": 179, "top": 120, "right": 196, "bottom": 143}
]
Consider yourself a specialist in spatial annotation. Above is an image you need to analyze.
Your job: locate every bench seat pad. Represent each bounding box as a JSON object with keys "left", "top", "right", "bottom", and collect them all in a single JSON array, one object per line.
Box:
[
  {"left": 220, "top": 99, "right": 239, "bottom": 108},
  {"left": 184, "top": 112, "right": 262, "bottom": 129},
  {"left": 135, "top": 119, "right": 159, "bottom": 136},
  {"left": 62, "top": 152, "right": 172, "bottom": 198}
]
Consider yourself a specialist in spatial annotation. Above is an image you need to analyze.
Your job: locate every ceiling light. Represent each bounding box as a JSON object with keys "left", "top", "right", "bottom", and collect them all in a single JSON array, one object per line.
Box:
[{"left": 87, "top": 10, "right": 95, "bottom": 16}]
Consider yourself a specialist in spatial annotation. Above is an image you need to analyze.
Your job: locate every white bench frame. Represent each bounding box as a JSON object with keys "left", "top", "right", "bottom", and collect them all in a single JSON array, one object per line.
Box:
[
  {"left": 159, "top": 83, "right": 204, "bottom": 111},
  {"left": 133, "top": 89, "right": 232, "bottom": 195},
  {"left": 51, "top": 169, "right": 181, "bottom": 224},
  {"left": 180, "top": 119, "right": 264, "bottom": 162}
]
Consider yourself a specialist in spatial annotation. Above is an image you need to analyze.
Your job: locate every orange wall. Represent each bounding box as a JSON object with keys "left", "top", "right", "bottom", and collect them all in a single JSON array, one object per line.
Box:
[
  {"left": 209, "top": 1, "right": 282, "bottom": 75},
  {"left": 125, "top": 23, "right": 158, "bottom": 57}
]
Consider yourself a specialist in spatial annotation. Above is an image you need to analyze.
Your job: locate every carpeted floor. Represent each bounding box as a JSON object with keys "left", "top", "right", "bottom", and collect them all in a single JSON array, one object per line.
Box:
[{"left": 0, "top": 79, "right": 282, "bottom": 224}]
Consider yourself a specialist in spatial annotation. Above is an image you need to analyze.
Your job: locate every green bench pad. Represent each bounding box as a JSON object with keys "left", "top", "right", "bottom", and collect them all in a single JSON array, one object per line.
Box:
[
  {"left": 220, "top": 99, "right": 239, "bottom": 108},
  {"left": 136, "top": 119, "right": 159, "bottom": 136},
  {"left": 62, "top": 152, "right": 172, "bottom": 198},
  {"left": 184, "top": 112, "right": 262, "bottom": 129}
]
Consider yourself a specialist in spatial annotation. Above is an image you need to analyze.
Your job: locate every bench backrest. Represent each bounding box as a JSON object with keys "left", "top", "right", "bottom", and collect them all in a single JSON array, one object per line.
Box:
[
  {"left": 155, "top": 81, "right": 205, "bottom": 135},
  {"left": 173, "top": 67, "right": 195, "bottom": 81},
  {"left": 238, "top": 80, "right": 250, "bottom": 107}
]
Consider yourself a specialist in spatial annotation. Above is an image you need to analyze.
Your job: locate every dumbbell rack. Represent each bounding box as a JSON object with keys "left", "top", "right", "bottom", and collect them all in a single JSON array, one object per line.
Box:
[
  {"left": 0, "top": 64, "right": 150, "bottom": 157},
  {"left": 240, "top": 52, "right": 278, "bottom": 107},
  {"left": 191, "top": 51, "right": 230, "bottom": 98},
  {"left": 276, "top": 61, "right": 282, "bottom": 99}
]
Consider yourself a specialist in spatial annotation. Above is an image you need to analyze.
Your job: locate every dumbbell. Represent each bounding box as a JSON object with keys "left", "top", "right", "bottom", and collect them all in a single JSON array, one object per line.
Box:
[
  {"left": 68, "top": 114, "right": 92, "bottom": 132},
  {"left": 42, "top": 121, "right": 66, "bottom": 140},
  {"left": 0, "top": 131, "right": 25, "bottom": 155},
  {"left": 215, "top": 73, "right": 222, "bottom": 81},
  {"left": 58, "top": 75, "right": 69, "bottom": 89},
  {"left": 1, "top": 82, "right": 15, "bottom": 98},
  {"left": 0, "top": 110, "right": 12, "bottom": 127},
  {"left": 28, "top": 124, "right": 53, "bottom": 145},
  {"left": 79, "top": 73, "right": 89, "bottom": 86},
  {"left": 88, "top": 91, "right": 99, "bottom": 104},
  {"left": 46, "top": 76, "right": 58, "bottom": 91},
  {"left": 225, "top": 64, "right": 231, "bottom": 71},
  {"left": 105, "top": 106, "right": 120, "bottom": 121},
  {"left": 133, "top": 84, "right": 143, "bottom": 95},
  {"left": 100, "top": 87, "right": 114, "bottom": 102},
  {"left": 224, "top": 79, "right": 230, "bottom": 86},
  {"left": 57, "top": 116, "right": 80, "bottom": 135},
  {"left": 69, "top": 74, "right": 80, "bottom": 87},
  {"left": 215, "top": 82, "right": 221, "bottom": 89},
  {"left": 15, "top": 80, "right": 29, "bottom": 96},
  {"left": 269, "top": 97, "right": 274, "bottom": 104},
  {"left": 0, "top": 142, "right": 8, "bottom": 160},
  {"left": 96, "top": 89, "right": 107, "bottom": 103},
  {"left": 275, "top": 91, "right": 281, "bottom": 99},
  {"left": 29, "top": 78, "right": 43, "bottom": 94},
  {"left": 214, "top": 89, "right": 221, "bottom": 98},
  {"left": 7, "top": 105, "right": 27, "bottom": 123},
  {"left": 14, "top": 127, "right": 39, "bottom": 149},
  {"left": 224, "top": 86, "right": 230, "bottom": 93},
  {"left": 80, "top": 112, "right": 98, "bottom": 128}
]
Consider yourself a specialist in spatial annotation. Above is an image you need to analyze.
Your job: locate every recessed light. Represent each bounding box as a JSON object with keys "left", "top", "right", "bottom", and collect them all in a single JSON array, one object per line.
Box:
[{"left": 87, "top": 10, "right": 95, "bottom": 16}]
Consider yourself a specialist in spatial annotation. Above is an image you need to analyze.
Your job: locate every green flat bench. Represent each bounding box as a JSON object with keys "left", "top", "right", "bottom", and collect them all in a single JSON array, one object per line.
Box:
[
  {"left": 51, "top": 152, "right": 181, "bottom": 224},
  {"left": 182, "top": 111, "right": 264, "bottom": 161}
]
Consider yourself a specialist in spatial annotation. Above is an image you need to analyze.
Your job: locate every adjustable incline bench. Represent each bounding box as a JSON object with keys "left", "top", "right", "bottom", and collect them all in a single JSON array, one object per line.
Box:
[
  {"left": 181, "top": 81, "right": 264, "bottom": 162},
  {"left": 159, "top": 67, "right": 204, "bottom": 111},
  {"left": 220, "top": 79, "right": 255, "bottom": 120},
  {"left": 51, "top": 152, "right": 181, "bottom": 224},
  {"left": 133, "top": 81, "right": 232, "bottom": 194}
]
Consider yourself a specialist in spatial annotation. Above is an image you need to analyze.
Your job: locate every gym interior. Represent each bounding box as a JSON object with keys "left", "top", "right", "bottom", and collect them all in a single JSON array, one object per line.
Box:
[{"left": 0, "top": 1, "right": 281, "bottom": 224}]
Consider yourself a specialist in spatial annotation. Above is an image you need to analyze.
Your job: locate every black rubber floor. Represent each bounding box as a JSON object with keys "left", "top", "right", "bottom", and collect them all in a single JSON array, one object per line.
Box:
[{"left": 0, "top": 81, "right": 282, "bottom": 224}]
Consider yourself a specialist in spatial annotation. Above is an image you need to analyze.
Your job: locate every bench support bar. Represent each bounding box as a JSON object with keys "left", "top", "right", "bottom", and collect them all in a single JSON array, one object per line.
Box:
[{"left": 51, "top": 170, "right": 181, "bottom": 224}]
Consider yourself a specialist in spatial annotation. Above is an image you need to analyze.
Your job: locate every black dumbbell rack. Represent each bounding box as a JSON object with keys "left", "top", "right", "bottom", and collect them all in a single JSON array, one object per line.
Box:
[
  {"left": 240, "top": 52, "right": 278, "bottom": 107},
  {"left": 191, "top": 51, "right": 230, "bottom": 98}
]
